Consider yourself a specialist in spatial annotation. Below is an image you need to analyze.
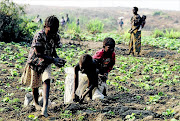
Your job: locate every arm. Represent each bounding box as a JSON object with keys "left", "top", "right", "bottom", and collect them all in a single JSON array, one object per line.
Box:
[
  {"left": 129, "top": 15, "right": 141, "bottom": 33},
  {"left": 107, "top": 53, "right": 115, "bottom": 72},
  {"left": 79, "top": 66, "right": 98, "bottom": 103},
  {"left": 72, "top": 64, "right": 80, "bottom": 101},
  {"left": 35, "top": 46, "right": 54, "bottom": 63},
  {"left": 93, "top": 50, "right": 103, "bottom": 70}
]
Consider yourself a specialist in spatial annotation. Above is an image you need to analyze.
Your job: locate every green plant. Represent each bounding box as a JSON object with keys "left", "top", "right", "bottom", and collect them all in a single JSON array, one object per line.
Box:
[
  {"left": 2, "top": 97, "right": 10, "bottom": 102},
  {"left": 162, "top": 109, "right": 175, "bottom": 117},
  {"left": 125, "top": 113, "right": 135, "bottom": 120},
  {"left": 152, "top": 11, "right": 164, "bottom": 16},
  {"left": 149, "top": 95, "right": 161, "bottom": 104},
  {"left": 59, "top": 110, "right": 73, "bottom": 119},
  {"left": 87, "top": 19, "right": 104, "bottom": 34},
  {"left": 164, "top": 29, "right": 180, "bottom": 39},
  {"left": 136, "top": 95, "right": 141, "bottom": 100},
  {"left": 78, "top": 115, "right": 85, "bottom": 121},
  {"left": 152, "top": 29, "right": 164, "bottom": 38},
  {"left": 0, "top": 0, "right": 28, "bottom": 42},
  {"left": 107, "top": 110, "right": 115, "bottom": 115},
  {"left": 28, "top": 114, "right": 38, "bottom": 120}
]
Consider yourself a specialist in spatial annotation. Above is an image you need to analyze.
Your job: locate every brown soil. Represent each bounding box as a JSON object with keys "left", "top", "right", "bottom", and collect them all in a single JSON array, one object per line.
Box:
[{"left": 0, "top": 39, "right": 179, "bottom": 121}]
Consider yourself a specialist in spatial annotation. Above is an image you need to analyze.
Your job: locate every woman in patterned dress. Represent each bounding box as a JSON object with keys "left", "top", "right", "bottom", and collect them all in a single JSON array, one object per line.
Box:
[{"left": 128, "top": 7, "right": 142, "bottom": 56}]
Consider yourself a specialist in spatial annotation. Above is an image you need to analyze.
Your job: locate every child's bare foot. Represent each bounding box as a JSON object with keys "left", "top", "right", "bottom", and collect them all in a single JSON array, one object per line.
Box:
[
  {"left": 41, "top": 107, "right": 49, "bottom": 117},
  {"left": 35, "top": 104, "right": 42, "bottom": 111}
]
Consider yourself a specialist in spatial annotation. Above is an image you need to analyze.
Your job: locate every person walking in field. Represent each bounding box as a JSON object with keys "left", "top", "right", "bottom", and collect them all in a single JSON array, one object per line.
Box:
[
  {"left": 93, "top": 37, "right": 116, "bottom": 96},
  {"left": 65, "top": 14, "right": 70, "bottom": 24},
  {"left": 128, "top": 7, "right": 142, "bottom": 56},
  {"left": 60, "top": 16, "right": 65, "bottom": 27},
  {"left": 119, "top": 18, "right": 124, "bottom": 30},
  {"left": 21, "top": 15, "right": 66, "bottom": 117},
  {"left": 76, "top": 18, "right": 80, "bottom": 26}
]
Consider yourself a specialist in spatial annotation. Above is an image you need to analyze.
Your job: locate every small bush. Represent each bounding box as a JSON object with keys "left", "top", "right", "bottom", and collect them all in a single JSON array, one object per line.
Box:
[
  {"left": 164, "top": 29, "right": 180, "bottom": 39},
  {"left": 86, "top": 19, "right": 104, "bottom": 34},
  {"left": 0, "top": 0, "right": 39, "bottom": 43},
  {"left": 66, "top": 22, "right": 80, "bottom": 34},
  {"left": 0, "top": 0, "right": 25, "bottom": 42},
  {"left": 153, "top": 11, "right": 164, "bottom": 16},
  {"left": 152, "top": 29, "right": 164, "bottom": 38}
]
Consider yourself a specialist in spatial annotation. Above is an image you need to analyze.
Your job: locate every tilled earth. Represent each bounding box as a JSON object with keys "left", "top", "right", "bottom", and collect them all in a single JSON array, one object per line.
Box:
[{"left": 0, "top": 39, "right": 179, "bottom": 121}]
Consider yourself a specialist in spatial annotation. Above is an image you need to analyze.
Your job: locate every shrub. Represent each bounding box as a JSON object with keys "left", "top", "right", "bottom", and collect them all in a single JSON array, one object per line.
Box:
[
  {"left": 151, "top": 29, "right": 164, "bottom": 38},
  {"left": 86, "top": 19, "right": 104, "bottom": 34},
  {"left": 66, "top": 22, "right": 80, "bottom": 34},
  {"left": 152, "top": 11, "right": 164, "bottom": 16},
  {"left": 0, "top": 0, "right": 26, "bottom": 42},
  {"left": 0, "top": 0, "right": 39, "bottom": 43},
  {"left": 164, "top": 29, "right": 180, "bottom": 39}
]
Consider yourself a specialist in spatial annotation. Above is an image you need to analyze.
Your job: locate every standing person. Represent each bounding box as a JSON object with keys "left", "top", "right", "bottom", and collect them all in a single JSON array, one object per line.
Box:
[
  {"left": 72, "top": 54, "right": 98, "bottom": 103},
  {"left": 65, "top": 14, "right": 70, "bottom": 24},
  {"left": 76, "top": 18, "right": 80, "bottom": 26},
  {"left": 33, "top": 15, "right": 43, "bottom": 28},
  {"left": 60, "top": 16, "right": 65, "bottom": 27},
  {"left": 119, "top": 18, "right": 124, "bottom": 30},
  {"left": 93, "top": 37, "right": 116, "bottom": 96},
  {"left": 128, "top": 7, "right": 142, "bottom": 56},
  {"left": 21, "top": 15, "right": 66, "bottom": 117}
]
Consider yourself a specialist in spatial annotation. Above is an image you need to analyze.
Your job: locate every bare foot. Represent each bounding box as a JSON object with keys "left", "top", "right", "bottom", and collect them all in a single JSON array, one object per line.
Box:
[
  {"left": 35, "top": 104, "right": 42, "bottom": 111},
  {"left": 41, "top": 108, "right": 49, "bottom": 117}
]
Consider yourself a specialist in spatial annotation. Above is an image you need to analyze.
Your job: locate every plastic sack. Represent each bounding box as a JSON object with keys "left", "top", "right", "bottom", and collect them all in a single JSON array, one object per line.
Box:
[
  {"left": 64, "top": 67, "right": 104, "bottom": 104},
  {"left": 64, "top": 67, "right": 75, "bottom": 104}
]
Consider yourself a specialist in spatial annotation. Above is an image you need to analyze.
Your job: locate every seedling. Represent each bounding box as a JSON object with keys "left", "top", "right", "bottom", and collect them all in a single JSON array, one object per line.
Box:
[{"left": 162, "top": 109, "right": 175, "bottom": 117}]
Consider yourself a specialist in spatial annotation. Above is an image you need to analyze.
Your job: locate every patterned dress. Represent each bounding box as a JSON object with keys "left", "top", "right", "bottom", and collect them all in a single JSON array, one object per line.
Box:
[
  {"left": 129, "top": 14, "right": 141, "bottom": 55},
  {"left": 21, "top": 29, "right": 61, "bottom": 88}
]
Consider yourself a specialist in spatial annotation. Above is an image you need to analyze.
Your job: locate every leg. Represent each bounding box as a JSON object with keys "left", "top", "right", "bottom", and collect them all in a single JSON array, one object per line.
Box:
[
  {"left": 128, "top": 34, "right": 133, "bottom": 55},
  {"left": 32, "top": 88, "right": 42, "bottom": 110},
  {"left": 41, "top": 79, "right": 50, "bottom": 117},
  {"left": 102, "top": 88, "right": 107, "bottom": 96},
  {"left": 133, "top": 38, "right": 136, "bottom": 56}
]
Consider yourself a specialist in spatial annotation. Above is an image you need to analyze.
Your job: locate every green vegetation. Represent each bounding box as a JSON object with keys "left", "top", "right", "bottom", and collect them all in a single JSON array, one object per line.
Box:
[
  {"left": 0, "top": 2, "right": 180, "bottom": 120},
  {"left": 86, "top": 19, "right": 104, "bottom": 34},
  {"left": 152, "top": 29, "right": 180, "bottom": 39},
  {"left": 153, "top": 11, "right": 165, "bottom": 16},
  {"left": 0, "top": 0, "right": 41, "bottom": 42}
]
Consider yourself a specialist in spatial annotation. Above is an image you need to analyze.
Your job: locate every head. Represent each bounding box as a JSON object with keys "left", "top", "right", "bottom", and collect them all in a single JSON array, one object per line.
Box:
[
  {"left": 66, "top": 14, "right": 68, "bottom": 17},
  {"left": 142, "top": 15, "right": 146, "bottom": 20},
  {"left": 103, "top": 37, "right": 115, "bottom": 54},
  {"left": 79, "top": 54, "right": 93, "bottom": 73},
  {"left": 133, "top": 7, "right": 138, "bottom": 14},
  {"left": 44, "top": 15, "right": 59, "bottom": 37},
  {"left": 62, "top": 16, "right": 64, "bottom": 19}
]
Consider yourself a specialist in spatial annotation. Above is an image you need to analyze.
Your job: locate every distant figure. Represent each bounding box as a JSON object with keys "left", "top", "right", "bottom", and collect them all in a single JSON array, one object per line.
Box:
[
  {"left": 128, "top": 7, "right": 142, "bottom": 56},
  {"left": 33, "top": 15, "right": 43, "bottom": 27},
  {"left": 76, "top": 19, "right": 80, "bottom": 26},
  {"left": 65, "top": 14, "right": 70, "bottom": 24},
  {"left": 119, "top": 18, "right": 124, "bottom": 30},
  {"left": 60, "top": 16, "right": 65, "bottom": 27}
]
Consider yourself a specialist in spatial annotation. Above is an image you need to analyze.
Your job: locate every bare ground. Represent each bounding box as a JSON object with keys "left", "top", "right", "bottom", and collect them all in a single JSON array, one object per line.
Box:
[{"left": 0, "top": 39, "right": 179, "bottom": 121}]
